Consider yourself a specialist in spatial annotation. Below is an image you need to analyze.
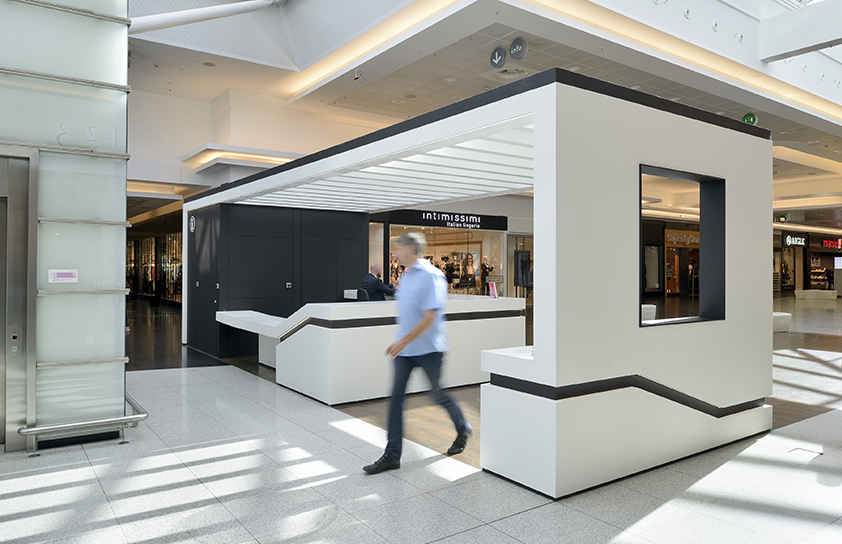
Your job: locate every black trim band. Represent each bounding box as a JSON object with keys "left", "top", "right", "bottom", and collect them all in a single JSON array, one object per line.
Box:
[
  {"left": 187, "top": 67, "right": 770, "bottom": 205},
  {"left": 264, "top": 309, "right": 522, "bottom": 343},
  {"left": 490, "top": 373, "right": 764, "bottom": 419}
]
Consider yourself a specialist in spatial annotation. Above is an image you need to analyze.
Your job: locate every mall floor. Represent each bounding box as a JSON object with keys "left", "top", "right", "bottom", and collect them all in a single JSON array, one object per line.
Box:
[{"left": 2, "top": 297, "right": 842, "bottom": 543}]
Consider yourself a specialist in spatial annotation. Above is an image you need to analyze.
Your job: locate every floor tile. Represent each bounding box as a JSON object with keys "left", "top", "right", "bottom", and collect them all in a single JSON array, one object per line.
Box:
[
  {"left": 118, "top": 503, "right": 253, "bottom": 544},
  {"left": 491, "top": 502, "right": 639, "bottom": 544},
  {"left": 311, "top": 470, "right": 425, "bottom": 513},
  {"left": 690, "top": 488, "right": 838, "bottom": 544},
  {"left": 562, "top": 481, "right": 691, "bottom": 534},
  {"left": 636, "top": 510, "right": 787, "bottom": 544},
  {"left": 353, "top": 494, "right": 482, "bottom": 544},
  {"left": 432, "top": 472, "right": 551, "bottom": 522},
  {"left": 221, "top": 488, "right": 339, "bottom": 541},
  {"left": 617, "top": 466, "right": 739, "bottom": 511},
  {"left": 431, "top": 525, "right": 523, "bottom": 544}
]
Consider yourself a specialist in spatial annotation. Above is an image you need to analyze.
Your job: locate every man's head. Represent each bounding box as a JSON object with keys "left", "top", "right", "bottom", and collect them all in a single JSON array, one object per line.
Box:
[
  {"left": 482, "top": 256, "right": 489, "bottom": 263},
  {"left": 395, "top": 232, "right": 426, "bottom": 266},
  {"left": 370, "top": 263, "right": 382, "bottom": 278}
]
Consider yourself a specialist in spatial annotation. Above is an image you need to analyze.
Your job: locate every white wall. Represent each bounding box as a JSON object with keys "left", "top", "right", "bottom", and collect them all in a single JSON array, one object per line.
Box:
[
  {"left": 128, "top": 90, "right": 213, "bottom": 184},
  {"left": 213, "top": 89, "right": 385, "bottom": 154},
  {"left": 129, "top": 89, "right": 388, "bottom": 188}
]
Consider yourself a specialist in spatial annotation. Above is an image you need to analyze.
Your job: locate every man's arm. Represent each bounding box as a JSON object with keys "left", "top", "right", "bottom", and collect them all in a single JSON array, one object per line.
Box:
[
  {"left": 386, "top": 309, "right": 435, "bottom": 357},
  {"left": 376, "top": 279, "right": 396, "bottom": 296}
]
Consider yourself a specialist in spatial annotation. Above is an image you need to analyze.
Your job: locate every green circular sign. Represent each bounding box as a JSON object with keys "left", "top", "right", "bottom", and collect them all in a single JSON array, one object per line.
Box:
[{"left": 742, "top": 113, "right": 758, "bottom": 125}]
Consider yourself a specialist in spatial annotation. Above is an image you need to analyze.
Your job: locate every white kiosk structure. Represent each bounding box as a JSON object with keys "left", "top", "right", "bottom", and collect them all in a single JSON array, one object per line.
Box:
[{"left": 184, "top": 68, "right": 772, "bottom": 499}]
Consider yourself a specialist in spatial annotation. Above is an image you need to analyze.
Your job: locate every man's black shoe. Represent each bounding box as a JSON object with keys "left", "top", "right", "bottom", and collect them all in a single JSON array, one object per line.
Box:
[
  {"left": 363, "top": 454, "right": 400, "bottom": 474},
  {"left": 447, "top": 429, "right": 472, "bottom": 455}
]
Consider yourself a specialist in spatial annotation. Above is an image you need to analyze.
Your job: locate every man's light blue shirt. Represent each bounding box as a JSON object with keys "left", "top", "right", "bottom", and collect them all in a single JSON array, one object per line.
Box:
[{"left": 395, "top": 258, "right": 448, "bottom": 356}]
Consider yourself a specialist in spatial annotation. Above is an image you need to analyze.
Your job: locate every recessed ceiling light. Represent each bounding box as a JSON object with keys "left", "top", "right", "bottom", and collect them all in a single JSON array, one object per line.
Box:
[
  {"left": 495, "top": 68, "right": 528, "bottom": 81},
  {"left": 779, "top": 131, "right": 788, "bottom": 134},
  {"left": 392, "top": 99, "right": 404, "bottom": 104},
  {"left": 176, "top": 67, "right": 185, "bottom": 72},
  {"left": 203, "top": 62, "right": 216, "bottom": 67},
  {"left": 404, "top": 94, "right": 416, "bottom": 99},
  {"left": 568, "top": 66, "right": 581, "bottom": 72},
  {"left": 630, "top": 85, "right": 642, "bottom": 90},
  {"left": 716, "top": 111, "right": 726, "bottom": 115},
  {"left": 670, "top": 97, "right": 681, "bottom": 102},
  {"left": 444, "top": 77, "right": 458, "bottom": 83}
]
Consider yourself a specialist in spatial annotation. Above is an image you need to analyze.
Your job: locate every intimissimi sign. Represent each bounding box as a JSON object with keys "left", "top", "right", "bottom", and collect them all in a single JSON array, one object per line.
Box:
[{"left": 372, "top": 209, "right": 508, "bottom": 231}]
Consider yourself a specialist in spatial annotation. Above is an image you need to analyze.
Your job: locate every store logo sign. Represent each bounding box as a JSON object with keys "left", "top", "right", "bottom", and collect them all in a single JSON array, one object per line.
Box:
[
  {"left": 421, "top": 212, "right": 482, "bottom": 229},
  {"left": 822, "top": 238, "right": 842, "bottom": 249},
  {"left": 189, "top": 216, "right": 196, "bottom": 233},
  {"left": 665, "top": 232, "right": 700, "bottom": 246},
  {"left": 785, "top": 235, "right": 806, "bottom": 246}
]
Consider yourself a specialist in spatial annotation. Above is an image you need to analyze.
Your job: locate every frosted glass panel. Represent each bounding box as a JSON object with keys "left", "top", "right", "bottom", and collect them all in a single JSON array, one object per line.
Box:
[
  {"left": 39, "top": 224, "right": 125, "bottom": 291},
  {"left": 39, "top": 153, "right": 126, "bottom": 221},
  {"left": 37, "top": 295, "right": 125, "bottom": 363},
  {"left": 64, "top": 0, "right": 127, "bottom": 18},
  {"left": 0, "top": 73, "right": 126, "bottom": 152},
  {"left": 0, "top": 2, "right": 127, "bottom": 85},
  {"left": 37, "top": 363, "right": 124, "bottom": 426}
]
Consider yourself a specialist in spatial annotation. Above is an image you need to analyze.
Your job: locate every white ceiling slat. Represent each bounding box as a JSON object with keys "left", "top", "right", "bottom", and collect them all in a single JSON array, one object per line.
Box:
[
  {"left": 428, "top": 147, "right": 534, "bottom": 170},
  {"left": 379, "top": 160, "right": 533, "bottom": 184},
  {"left": 309, "top": 179, "right": 472, "bottom": 199},
  {"left": 401, "top": 154, "right": 533, "bottom": 178},
  {"left": 338, "top": 172, "right": 494, "bottom": 194},
  {"left": 361, "top": 166, "right": 532, "bottom": 190},
  {"left": 483, "top": 129, "right": 535, "bottom": 147},
  {"left": 281, "top": 186, "right": 417, "bottom": 203},
  {"left": 454, "top": 139, "right": 535, "bottom": 158},
  {"left": 262, "top": 191, "right": 411, "bottom": 207}
]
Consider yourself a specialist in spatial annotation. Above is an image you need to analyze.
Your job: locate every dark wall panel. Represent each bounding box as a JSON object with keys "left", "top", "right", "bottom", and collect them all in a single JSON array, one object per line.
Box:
[
  {"left": 187, "top": 205, "right": 220, "bottom": 355},
  {"left": 228, "top": 205, "right": 294, "bottom": 237},
  {"left": 227, "top": 236, "right": 294, "bottom": 300},
  {"left": 191, "top": 204, "right": 368, "bottom": 359},
  {"left": 301, "top": 238, "right": 338, "bottom": 304}
]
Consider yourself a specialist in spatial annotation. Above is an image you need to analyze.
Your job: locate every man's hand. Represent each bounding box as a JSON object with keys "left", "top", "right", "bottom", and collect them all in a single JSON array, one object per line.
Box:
[
  {"left": 385, "top": 309, "right": 436, "bottom": 358},
  {"left": 386, "top": 339, "right": 408, "bottom": 358}
]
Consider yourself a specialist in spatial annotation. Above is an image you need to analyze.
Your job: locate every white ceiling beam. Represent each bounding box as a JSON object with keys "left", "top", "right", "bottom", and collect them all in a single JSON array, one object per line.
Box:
[
  {"left": 758, "top": 0, "right": 842, "bottom": 62},
  {"left": 773, "top": 143, "right": 842, "bottom": 175}
]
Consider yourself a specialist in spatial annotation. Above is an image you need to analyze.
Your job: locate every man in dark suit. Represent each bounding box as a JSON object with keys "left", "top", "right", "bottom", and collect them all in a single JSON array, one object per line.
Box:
[{"left": 363, "top": 263, "right": 396, "bottom": 301}]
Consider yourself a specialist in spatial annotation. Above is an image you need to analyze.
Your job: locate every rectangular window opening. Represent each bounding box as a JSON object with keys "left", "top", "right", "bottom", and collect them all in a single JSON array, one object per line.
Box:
[{"left": 640, "top": 165, "right": 725, "bottom": 326}]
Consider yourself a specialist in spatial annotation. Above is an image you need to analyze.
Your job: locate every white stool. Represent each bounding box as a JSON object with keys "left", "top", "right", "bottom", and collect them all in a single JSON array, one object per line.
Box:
[
  {"left": 641, "top": 304, "right": 657, "bottom": 321},
  {"left": 773, "top": 312, "right": 792, "bottom": 333}
]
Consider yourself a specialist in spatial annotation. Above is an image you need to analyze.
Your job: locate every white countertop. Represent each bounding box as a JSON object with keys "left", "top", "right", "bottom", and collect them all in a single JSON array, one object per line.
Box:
[{"left": 217, "top": 295, "right": 525, "bottom": 339}]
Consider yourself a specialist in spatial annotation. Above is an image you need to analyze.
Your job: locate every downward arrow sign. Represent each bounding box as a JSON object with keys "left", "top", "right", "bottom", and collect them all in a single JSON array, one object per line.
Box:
[{"left": 493, "top": 53, "right": 502, "bottom": 64}]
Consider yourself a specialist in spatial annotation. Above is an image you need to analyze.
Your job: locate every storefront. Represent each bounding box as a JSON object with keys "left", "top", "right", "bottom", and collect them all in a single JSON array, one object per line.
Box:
[
  {"left": 641, "top": 220, "right": 700, "bottom": 297},
  {"left": 807, "top": 234, "right": 842, "bottom": 291},
  {"left": 774, "top": 231, "right": 806, "bottom": 293},
  {"left": 369, "top": 209, "right": 508, "bottom": 296},
  {"left": 126, "top": 232, "right": 183, "bottom": 304}
]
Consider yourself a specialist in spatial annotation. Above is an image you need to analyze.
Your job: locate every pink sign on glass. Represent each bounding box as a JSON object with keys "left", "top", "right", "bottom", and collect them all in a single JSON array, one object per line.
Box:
[{"left": 48, "top": 269, "right": 78, "bottom": 283}]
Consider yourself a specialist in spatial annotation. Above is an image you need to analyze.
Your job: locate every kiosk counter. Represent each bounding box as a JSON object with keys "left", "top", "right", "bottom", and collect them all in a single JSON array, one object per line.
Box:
[{"left": 217, "top": 295, "right": 525, "bottom": 405}]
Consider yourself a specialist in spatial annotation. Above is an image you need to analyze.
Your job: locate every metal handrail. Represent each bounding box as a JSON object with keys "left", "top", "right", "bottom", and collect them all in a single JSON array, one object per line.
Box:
[{"left": 18, "top": 393, "right": 148, "bottom": 441}]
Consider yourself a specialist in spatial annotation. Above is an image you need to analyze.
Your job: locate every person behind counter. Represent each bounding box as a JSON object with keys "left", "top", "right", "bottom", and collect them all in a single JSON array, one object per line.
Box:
[{"left": 363, "top": 263, "right": 396, "bottom": 301}]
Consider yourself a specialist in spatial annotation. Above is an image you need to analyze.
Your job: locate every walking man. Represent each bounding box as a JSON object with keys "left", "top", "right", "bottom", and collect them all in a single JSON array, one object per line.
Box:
[{"left": 363, "top": 232, "right": 472, "bottom": 474}]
